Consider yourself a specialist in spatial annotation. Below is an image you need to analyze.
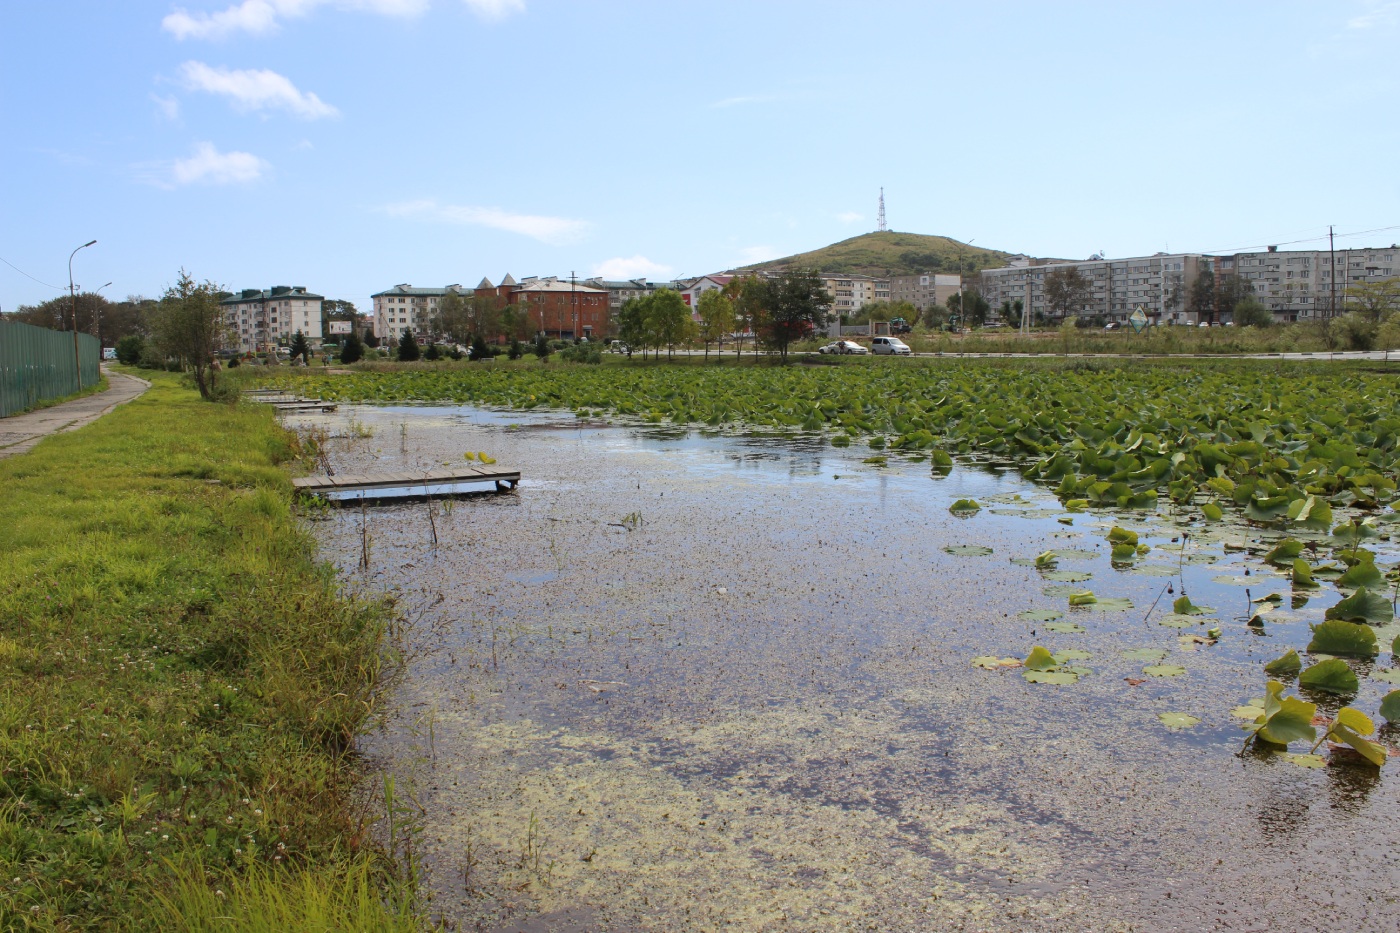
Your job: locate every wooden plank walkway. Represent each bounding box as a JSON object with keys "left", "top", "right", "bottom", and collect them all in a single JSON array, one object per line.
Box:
[{"left": 292, "top": 466, "right": 520, "bottom": 497}]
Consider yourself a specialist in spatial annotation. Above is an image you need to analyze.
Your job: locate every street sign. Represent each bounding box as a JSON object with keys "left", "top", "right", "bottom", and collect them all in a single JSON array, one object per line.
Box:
[{"left": 1129, "top": 307, "right": 1148, "bottom": 334}]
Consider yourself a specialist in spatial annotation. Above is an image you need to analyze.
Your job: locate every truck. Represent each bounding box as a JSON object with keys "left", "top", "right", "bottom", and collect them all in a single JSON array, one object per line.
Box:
[{"left": 889, "top": 317, "right": 912, "bottom": 334}]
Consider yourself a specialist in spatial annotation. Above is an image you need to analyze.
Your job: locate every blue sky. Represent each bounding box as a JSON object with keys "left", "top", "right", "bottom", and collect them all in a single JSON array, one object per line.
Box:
[{"left": 3, "top": 1, "right": 1398, "bottom": 311}]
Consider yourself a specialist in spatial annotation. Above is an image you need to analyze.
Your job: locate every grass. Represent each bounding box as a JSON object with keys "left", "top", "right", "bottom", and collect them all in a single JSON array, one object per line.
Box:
[
  {"left": 0, "top": 370, "right": 413, "bottom": 931},
  {"left": 743, "top": 230, "right": 1010, "bottom": 276}
]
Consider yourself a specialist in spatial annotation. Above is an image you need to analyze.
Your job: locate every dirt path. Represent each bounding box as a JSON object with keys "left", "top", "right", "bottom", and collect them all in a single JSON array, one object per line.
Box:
[{"left": 0, "top": 367, "right": 149, "bottom": 460}]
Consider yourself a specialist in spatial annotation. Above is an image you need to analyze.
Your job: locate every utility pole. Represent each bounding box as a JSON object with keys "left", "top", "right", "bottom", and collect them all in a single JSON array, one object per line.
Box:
[
  {"left": 569, "top": 270, "right": 576, "bottom": 340},
  {"left": 68, "top": 240, "right": 97, "bottom": 392},
  {"left": 1329, "top": 225, "right": 1337, "bottom": 320}
]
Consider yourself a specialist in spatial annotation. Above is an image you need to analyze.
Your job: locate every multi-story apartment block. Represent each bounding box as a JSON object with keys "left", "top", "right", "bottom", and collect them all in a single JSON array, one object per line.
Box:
[
  {"left": 978, "top": 254, "right": 1206, "bottom": 325},
  {"left": 1216, "top": 246, "right": 1398, "bottom": 321},
  {"left": 221, "top": 286, "right": 324, "bottom": 353},
  {"left": 583, "top": 277, "right": 673, "bottom": 311},
  {"left": 820, "top": 273, "right": 881, "bottom": 319},
  {"left": 372, "top": 284, "right": 474, "bottom": 343},
  {"left": 889, "top": 273, "right": 961, "bottom": 314}
]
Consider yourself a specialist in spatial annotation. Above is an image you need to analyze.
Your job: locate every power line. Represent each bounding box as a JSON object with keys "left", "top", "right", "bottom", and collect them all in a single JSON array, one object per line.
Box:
[
  {"left": 0, "top": 253, "right": 64, "bottom": 291},
  {"left": 1200, "top": 224, "right": 1400, "bottom": 256}
]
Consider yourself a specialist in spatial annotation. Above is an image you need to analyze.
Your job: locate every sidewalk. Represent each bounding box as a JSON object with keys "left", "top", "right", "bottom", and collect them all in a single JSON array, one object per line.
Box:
[{"left": 0, "top": 367, "right": 149, "bottom": 460}]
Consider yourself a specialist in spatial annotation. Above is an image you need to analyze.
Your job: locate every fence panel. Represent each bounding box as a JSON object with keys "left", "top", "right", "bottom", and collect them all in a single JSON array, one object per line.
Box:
[{"left": 0, "top": 319, "right": 102, "bottom": 418}]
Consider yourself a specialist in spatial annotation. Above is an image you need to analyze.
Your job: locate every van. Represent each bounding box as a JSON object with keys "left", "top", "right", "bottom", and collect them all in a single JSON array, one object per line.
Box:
[{"left": 871, "top": 336, "right": 911, "bottom": 355}]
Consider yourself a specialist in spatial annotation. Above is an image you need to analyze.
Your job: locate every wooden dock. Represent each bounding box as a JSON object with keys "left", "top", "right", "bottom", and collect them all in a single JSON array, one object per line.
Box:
[
  {"left": 292, "top": 466, "right": 520, "bottom": 499},
  {"left": 244, "top": 393, "right": 338, "bottom": 412}
]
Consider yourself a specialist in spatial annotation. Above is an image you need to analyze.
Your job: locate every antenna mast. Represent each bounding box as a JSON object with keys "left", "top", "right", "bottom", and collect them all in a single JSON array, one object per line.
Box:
[{"left": 876, "top": 188, "right": 887, "bottom": 232}]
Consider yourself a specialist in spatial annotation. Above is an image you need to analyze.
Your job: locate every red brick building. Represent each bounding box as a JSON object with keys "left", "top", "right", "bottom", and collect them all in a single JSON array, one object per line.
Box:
[{"left": 475, "top": 274, "right": 610, "bottom": 340}]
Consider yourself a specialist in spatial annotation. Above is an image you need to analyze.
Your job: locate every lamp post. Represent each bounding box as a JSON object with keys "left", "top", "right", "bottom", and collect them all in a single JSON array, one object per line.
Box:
[
  {"left": 69, "top": 240, "right": 97, "bottom": 392},
  {"left": 92, "top": 282, "right": 112, "bottom": 348},
  {"left": 957, "top": 238, "right": 975, "bottom": 331}
]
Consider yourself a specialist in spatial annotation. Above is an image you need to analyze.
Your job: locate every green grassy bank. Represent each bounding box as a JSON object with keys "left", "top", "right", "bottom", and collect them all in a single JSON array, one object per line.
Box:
[{"left": 0, "top": 372, "right": 413, "bottom": 931}]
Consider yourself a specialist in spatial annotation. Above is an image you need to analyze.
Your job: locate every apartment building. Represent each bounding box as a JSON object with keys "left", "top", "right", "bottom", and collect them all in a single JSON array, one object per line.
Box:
[
  {"left": 1218, "top": 246, "right": 1398, "bottom": 321},
  {"left": 485, "top": 275, "right": 610, "bottom": 339},
  {"left": 222, "top": 286, "right": 324, "bottom": 353},
  {"left": 583, "top": 277, "right": 676, "bottom": 311},
  {"left": 820, "top": 273, "right": 883, "bottom": 318},
  {"left": 371, "top": 283, "right": 474, "bottom": 343},
  {"left": 889, "top": 273, "right": 960, "bottom": 314},
  {"left": 978, "top": 254, "right": 1206, "bottom": 324}
]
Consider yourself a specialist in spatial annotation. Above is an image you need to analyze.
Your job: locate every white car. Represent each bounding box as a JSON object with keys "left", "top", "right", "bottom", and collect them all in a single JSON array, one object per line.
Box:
[
  {"left": 870, "top": 336, "right": 912, "bottom": 355},
  {"left": 818, "top": 340, "right": 868, "bottom": 355}
]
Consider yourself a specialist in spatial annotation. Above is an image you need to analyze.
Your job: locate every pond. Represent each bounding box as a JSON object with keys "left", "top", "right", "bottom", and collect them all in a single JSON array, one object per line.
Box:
[{"left": 291, "top": 403, "right": 1400, "bottom": 932}]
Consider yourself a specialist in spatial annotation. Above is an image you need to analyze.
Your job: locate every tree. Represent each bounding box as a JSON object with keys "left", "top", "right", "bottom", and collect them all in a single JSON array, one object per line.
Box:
[
  {"left": 1187, "top": 268, "right": 1216, "bottom": 322},
  {"left": 746, "top": 270, "right": 831, "bottom": 361},
  {"left": 1344, "top": 279, "right": 1400, "bottom": 322},
  {"left": 289, "top": 330, "right": 311, "bottom": 364},
  {"left": 321, "top": 298, "right": 358, "bottom": 341},
  {"left": 695, "top": 289, "right": 735, "bottom": 360},
  {"left": 1043, "top": 266, "right": 1092, "bottom": 320},
  {"left": 616, "top": 296, "right": 649, "bottom": 360},
  {"left": 648, "top": 288, "right": 693, "bottom": 360},
  {"left": 946, "top": 289, "right": 990, "bottom": 327},
  {"left": 423, "top": 342, "right": 441, "bottom": 361},
  {"left": 397, "top": 329, "right": 420, "bottom": 362},
  {"left": 1233, "top": 297, "right": 1272, "bottom": 328},
  {"left": 148, "top": 270, "right": 227, "bottom": 400},
  {"left": 115, "top": 334, "right": 145, "bottom": 366},
  {"left": 1216, "top": 274, "right": 1255, "bottom": 322},
  {"left": 532, "top": 332, "right": 551, "bottom": 361},
  {"left": 339, "top": 328, "right": 364, "bottom": 364}
]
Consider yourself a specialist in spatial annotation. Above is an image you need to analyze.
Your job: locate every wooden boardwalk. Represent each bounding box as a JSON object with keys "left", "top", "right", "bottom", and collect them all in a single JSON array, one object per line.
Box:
[{"left": 292, "top": 466, "right": 520, "bottom": 498}]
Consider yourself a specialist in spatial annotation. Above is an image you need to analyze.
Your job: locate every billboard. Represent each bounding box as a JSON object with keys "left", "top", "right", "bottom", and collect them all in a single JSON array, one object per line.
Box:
[{"left": 329, "top": 320, "right": 352, "bottom": 334}]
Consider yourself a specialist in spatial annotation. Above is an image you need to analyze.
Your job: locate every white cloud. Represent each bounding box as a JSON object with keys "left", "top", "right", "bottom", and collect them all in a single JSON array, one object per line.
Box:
[
  {"left": 152, "top": 94, "right": 181, "bottom": 120},
  {"left": 164, "top": 142, "right": 270, "bottom": 187},
  {"left": 591, "top": 256, "right": 674, "bottom": 280},
  {"left": 384, "top": 199, "right": 587, "bottom": 244},
  {"left": 836, "top": 211, "right": 864, "bottom": 224},
  {"left": 462, "top": 0, "right": 524, "bottom": 20},
  {"left": 162, "top": 0, "right": 431, "bottom": 41},
  {"left": 1348, "top": 1, "right": 1400, "bottom": 29},
  {"left": 179, "top": 61, "right": 338, "bottom": 118},
  {"left": 737, "top": 245, "right": 778, "bottom": 265}
]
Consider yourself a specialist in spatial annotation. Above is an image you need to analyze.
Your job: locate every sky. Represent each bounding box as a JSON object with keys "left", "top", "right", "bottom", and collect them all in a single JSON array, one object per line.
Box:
[{"left": 2, "top": 0, "right": 1398, "bottom": 311}]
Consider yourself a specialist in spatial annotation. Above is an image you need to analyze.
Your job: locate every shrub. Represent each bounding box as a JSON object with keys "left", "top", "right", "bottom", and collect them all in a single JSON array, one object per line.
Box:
[
  {"left": 339, "top": 330, "right": 364, "bottom": 365},
  {"left": 533, "top": 333, "right": 551, "bottom": 360},
  {"left": 508, "top": 339, "right": 523, "bottom": 360},
  {"left": 559, "top": 343, "right": 603, "bottom": 364},
  {"left": 1331, "top": 313, "right": 1378, "bottom": 351},
  {"left": 423, "top": 343, "right": 441, "bottom": 362},
  {"left": 1234, "top": 298, "right": 1272, "bottom": 328},
  {"left": 397, "top": 331, "right": 420, "bottom": 362},
  {"left": 227, "top": 355, "right": 240, "bottom": 368},
  {"left": 470, "top": 335, "right": 490, "bottom": 361},
  {"left": 115, "top": 334, "right": 145, "bottom": 365}
]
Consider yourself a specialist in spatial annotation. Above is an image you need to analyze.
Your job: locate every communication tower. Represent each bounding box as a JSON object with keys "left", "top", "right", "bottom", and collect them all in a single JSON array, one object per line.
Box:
[{"left": 877, "top": 188, "right": 887, "bottom": 232}]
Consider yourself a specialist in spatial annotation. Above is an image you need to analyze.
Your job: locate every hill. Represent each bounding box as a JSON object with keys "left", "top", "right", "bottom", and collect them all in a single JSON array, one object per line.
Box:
[{"left": 741, "top": 231, "right": 1013, "bottom": 278}]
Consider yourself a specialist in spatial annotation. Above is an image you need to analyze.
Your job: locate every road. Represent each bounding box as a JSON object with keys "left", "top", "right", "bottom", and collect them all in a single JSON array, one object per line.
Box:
[{"left": 0, "top": 367, "right": 149, "bottom": 460}]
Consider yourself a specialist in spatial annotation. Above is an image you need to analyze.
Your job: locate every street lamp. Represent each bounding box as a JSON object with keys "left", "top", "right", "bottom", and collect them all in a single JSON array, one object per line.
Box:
[
  {"left": 957, "top": 238, "right": 976, "bottom": 331},
  {"left": 69, "top": 240, "right": 97, "bottom": 392}
]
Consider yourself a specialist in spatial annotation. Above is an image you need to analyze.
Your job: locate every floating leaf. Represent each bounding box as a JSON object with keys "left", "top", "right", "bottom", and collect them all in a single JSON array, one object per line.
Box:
[
  {"left": 972, "top": 656, "right": 1021, "bottom": 669},
  {"left": 1279, "top": 752, "right": 1327, "bottom": 769},
  {"left": 1024, "top": 646, "right": 1058, "bottom": 671},
  {"left": 1053, "top": 648, "right": 1093, "bottom": 662},
  {"left": 1158, "top": 712, "right": 1201, "bottom": 729},
  {"left": 1067, "top": 591, "right": 1098, "bottom": 607},
  {"left": 1123, "top": 647, "right": 1168, "bottom": 661},
  {"left": 1264, "top": 649, "right": 1302, "bottom": 675},
  {"left": 1307, "top": 620, "right": 1379, "bottom": 658},
  {"left": 1064, "top": 499, "right": 1088, "bottom": 511},
  {"left": 1172, "top": 596, "right": 1211, "bottom": 616},
  {"left": 1024, "top": 669, "right": 1079, "bottom": 684},
  {"left": 1231, "top": 702, "right": 1265, "bottom": 720},
  {"left": 1157, "top": 614, "right": 1202, "bottom": 629},
  {"left": 1045, "top": 622, "right": 1086, "bottom": 634},
  {"left": 1298, "top": 658, "right": 1359, "bottom": 696},
  {"left": 1034, "top": 550, "right": 1058, "bottom": 568},
  {"left": 949, "top": 498, "right": 981, "bottom": 513},
  {"left": 1143, "top": 664, "right": 1187, "bottom": 677},
  {"left": 1016, "top": 609, "right": 1064, "bottom": 623},
  {"left": 1110, "top": 543, "right": 1138, "bottom": 562},
  {"left": 1371, "top": 669, "right": 1400, "bottom": 685},
  {"left": 1202, "top": 502, "right": 1224, "bottom": 522},
  {"left": 1320, "top": 707, "right": 1387, "bottom": 767},
  {"left": 1247, "top": 680, "right": 1317, "bottom": 746},
  {"left": 1091, "top": 597, "right": 1135, "bottom": 612},
  {"left": 1054, "top": 548, "right": 1100, "bottom": 561},
  {"left": 1291, "top": 559, "right": 1318, "bottom": 588},
  {"left": 1325, "top": 587, "right": 1394, "bottom": 626},
  {"left": 1337, "top": 558, "right": 1384, "bottom": 590},
  {"left": 944, "top": 545, "right": 994, "bottom": 557},
  {"left": 1264, "top": 539, "right": 1304, "bottom": 566},
  {"left": 1042, "top": 570, "right": 1092, "bottom": 583},
  {"left": 1379, "top": 690, "right": 1400, "bottom": 722}
]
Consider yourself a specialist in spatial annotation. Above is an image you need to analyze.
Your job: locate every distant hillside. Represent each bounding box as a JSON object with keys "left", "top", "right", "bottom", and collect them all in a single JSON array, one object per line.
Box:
[{"left": 742, "top": 231, "right": 1014, "bottom": 278}]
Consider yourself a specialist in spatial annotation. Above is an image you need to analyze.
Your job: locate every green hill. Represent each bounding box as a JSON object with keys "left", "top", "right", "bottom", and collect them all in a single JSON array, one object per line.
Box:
[{"left": 742, "top": 231, "right": 1013, "bottom": 277}]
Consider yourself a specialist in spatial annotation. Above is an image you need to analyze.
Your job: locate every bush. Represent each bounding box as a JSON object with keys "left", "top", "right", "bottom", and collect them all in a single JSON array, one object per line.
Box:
[
  {"left": 339, "top": 330, "right": 364, "bottom": 364},
  {"left": 1331, "top": 313, "right": 1378, "bottom": 351},
  {"left": 533, "top": 334, "right": 551, "bottom": 360},
  {"left": 397, "top": 331, "right": 420, "bottom": 362},
  {"left": 470, "top": 334, "right": 490, "bottom": 361},
  {"left": 423, "top": 343, "right": 442, "bottom": 361},
  {"left": 559, "top": 343, "right": 603, "bottom": 364},
  {"left": 115, "top": 334, "right": 145, "bottom": 366},
  {"left": 227, "top": 355, "right": 240, "bottom": 368},
  {"left": 508, "top": 339, "right": 523, "bottom": 360},
  {"left": 1234, "top": 298, "right": 1272, "bottom": 328}
]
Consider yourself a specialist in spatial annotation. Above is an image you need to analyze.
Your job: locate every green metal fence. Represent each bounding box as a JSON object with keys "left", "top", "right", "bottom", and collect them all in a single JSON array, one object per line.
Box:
[{"left": 0, "top": 319, "right": 102, "bottom": 418}]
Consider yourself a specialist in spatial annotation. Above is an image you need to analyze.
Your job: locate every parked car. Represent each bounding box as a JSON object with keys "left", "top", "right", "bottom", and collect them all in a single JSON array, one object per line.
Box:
[
  {"left": 870, "top": 336, "right": 912, "bottom": 355},
  {"left": 608, "top": 340, "right": 629, "bottom": 353},
  {"left": 818, "top": 340, "right": 869, "bottom": 355}
]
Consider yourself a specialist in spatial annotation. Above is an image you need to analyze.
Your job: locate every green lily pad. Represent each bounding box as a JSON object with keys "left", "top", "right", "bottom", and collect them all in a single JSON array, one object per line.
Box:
[
  {"left": 1053, "top": 548, "right": 1100, "bottom": 561},
  {"left": 1042, "top": 570, "right": 1093, "bottom": 583},
  {"left": 1016, "top": 609, "right": 1065, "bottom": 623},
  {"left": 1053, "top": 648, "right": 1093, "bottom": 662},
  {"left": 1122, "top": 647, "right": 1168, "bottom": 662},
  {"left": 1107, "top": 526, "right": 1139, "bottom": 547},
  {"left": 1023, "top": 669, "right": 1080, "bottom": 684},
  {"left": 1379, "top": 690, "right": 1400, "bottom": 722},
  {"left": 1325, "top": 587, "right": 1394, "bottom": 626},
  {"left": 1264, "top": 649, "right": 1302, "bottom": 675},
  {"left": 1279, "top": 752, "right": 1328, "bottom": 769},
  {"left": 1370, "top": 669, "right": 1400, "bottom": 685},
  {"left": 944, "top": 545, "right": 994, "bottom": 557},
  {"left": 1202, "top": 502, "right": 1224, "bottom": 522},
  {"left": 1043, "top": 583, "right": 1087, "bottom": 598},
  {"left": 1067, "top": 591, "right": 1097, "bottom": 606},
  {"left": 1212, "top": 574, "right": 1257, "bottom": 586},
  {"left": 1158, "top": 712, "right": 1201, "bottom": 729},
  {"left": 1132, "top": 564, "right": 1181, "bottom": 577},
  {"left": 1246, "top": 681, "right": 1317, "bottom": 746},
  {"left": 1231, "top": 703, "right": 1265, "bottom": 720},
  {"left": 1307, "top": 620, "right": 1379, "bottom": 658},
  {"left": 1143, "top": 664, "right": 1187, "bottom": 677},
  {"left": 1091, "top": 597, "right": 1135, "bottom": 612},
  {"left": 971, "top": 656, "right": 1021, "bottom": 670},
  {"left": 1045, "top": 621, "right": 1086, "bottom": 633},
  {"left": 1298, "top": 658, "right": 1359, "bottom": 695},
  {"left": 1172, "top": 596, "right": 1212, "bottom": 616},
  {"left": 1024, "top": 646, "right": 1058, "bottom": 671},
  {"left": 1157, "top": 614, "right": 1203, "bottom": 629},
  {"left": 949, "top": 499, "right": 982, "bottom": 514}
]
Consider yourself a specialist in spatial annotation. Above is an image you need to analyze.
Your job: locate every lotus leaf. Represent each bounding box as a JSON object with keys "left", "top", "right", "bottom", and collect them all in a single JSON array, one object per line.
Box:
[
  {"left": 1016, "top": 609, "right": 1064, "bottom": 622},
  {"left": 863, "top": 455, "right": 888, "bottom": 466},
  {"left": 972, "top": 656, "right": 1021, "bottom": 670},
  {"left": 1202, "top": 502, "right": 1224, "bottom": 522},
  {"left": 1158, "top": 712, "right": 1201, "bottom": 729},
  {"left": 1337, "top": 558, "right": 1384, "bottom": 590},
  {"left": 1123, "top": 647, "right": 1168, "bottom": 661},
  {"left": 1279, "top": 752, "right": 1327, "bottom": 769},
  {"left": 1332, "top": 518, "right": 1380, "bottom": 546},
  {"left": 930, "top": 449, "right": 953, "bottom": 467},
  {"left": 1034, "top": 550, "right": 1058, "bottom": 568},
  {"left": 1054, "top": 548, "right": 1100, "bottom": 560},
  {"left": 1318, "top": 708, "right": 1387, "bottom": 767},
  {"left": 1379, "top": 690, "right": 1400, "bottom": 722},
  {"left": 1264, "top": 540, "right": 1304, "bottom": 566},
  {"left": 1143, "top": 664, "right": 1186, "bottom": 677},
  {"left": 1371, "top": 669, "right": 1400, "bottom": 685},
  {"left": 1110, "top": 544, "right": 1137, "bottom": 562},
  {"left": 1053, "top": 648, "right": 1092, "bottom": 662},
  {"left": 1172, "top": 596, "right": 1210, "bottom": 616},
  {"left": 1024, "top": 669, "right": 1079, "bottom": 684},
  {"left": 1157, "top": 614, "right": 1203, "bottom": 629},
  {"left": 949, "top": 499, "right": 981, "bottom": 513},
  {"left": 1043, "top": 570, "right": 1093, "bottom": 583},
  {"left": 1107, "top": 526, "right": 1139, "bottom": 547},
  {"left": 1091, "top": 597, "right": 1135, "bottom": 611},
  {"left": 944, "top": 545, "right": 994, "bottom": 557},
  {"left": 1264, "top": 649, "right": 1302, "bottom": 674},
  {"left": 1024, "top": 646, "right": 1058, "bottom": 671},
  {"left": 1247, "top": 681, "right": 1317, "bottom": 746},
  {"left": 1231, "top": 703, "right": 1265, "bottom": 720},
  {"left": 1292, "top": 559, "right": 1318, "bottom": 588},
  {"left": 1307, "top": 620, "right": 1379, "bottom": 658},
  {"left": 1067, "top": 591, "right": 1097, "bottom": 606},
  {"left": 1325, "top": 587, "right": 1394, "bottom": 626},
  {"left": 1045, "top": 622, "right": 1086, "bottom": 633},
  {"left": 1298, "top": 658, "right": 1359, "bottom": 695}
]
